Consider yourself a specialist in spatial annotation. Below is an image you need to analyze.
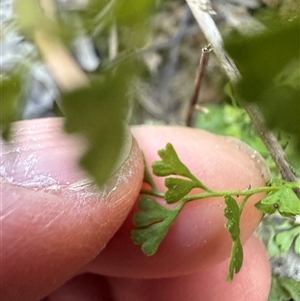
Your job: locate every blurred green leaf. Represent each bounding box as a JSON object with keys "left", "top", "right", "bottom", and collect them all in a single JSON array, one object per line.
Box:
[
  {"left": 275, "top": 225, "right": 300, "bottom": 254},
  {"left": 278, "top": 276, "right": 300, "bottom": 301},
  {"left": 63, "top": 61, "right": 138, "bottom": 187},
  {"left": 14, "top": 0, "right": 43, "bottom": 37},
  {"left": 225, "top": 16, "right": 300, "bottom": 148},
  {"left": 268, "top": 275, "right": 300, "bottom": 301},
  {"left": 295, "top": 234, "right": 300, "bottom": 254},
  {"left": 0, "top": 74, "right": 22, "bottom": 139},
  {"left": 268, "top": 275, "right": 294, "bottom": 301},
  {"left": 262, "top": 219, "right": 299, "bottom": 257},
  {"left": 225, "top": 18, "right": 299, "bottom": 94},
  {"left": 283, "top": 133, "right": 300, "bottom": 177},
  {"left": 14, "top": 0, "right": 69, "bottom": 40},
  {"left": 224, "top": 82, "right": 238, "bottom": 106},
  {"left": 132, "top": 196, "right": 180, "bottom": 255},
  {"left": 81, "top": 0, "right": 155, "bottom": 29},
  {"left": 276, "top": 59, "right": 300, "bottom": 90},
  {"left": 114, "top": 0, "right": 156, "bottom": 48},
  {"left": 114, "top": 0, "right": 155, "bottom": 26},
  {"left": 80, "top": 0, "right": 156, "bottom": 49},
  {"left": 266, "top": 225, "right": 282, "bottom": 258}
]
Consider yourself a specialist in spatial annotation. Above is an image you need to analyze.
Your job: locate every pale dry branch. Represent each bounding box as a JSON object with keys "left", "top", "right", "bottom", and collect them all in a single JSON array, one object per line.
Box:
[
  {"left": 109, "top": 24, "right": 119, "bottom": 60},
  {"left": 35, "top": 0, "right": 90, "bottom": 93},
  {"left": 34, "top": 30, "right": 90, "bottom": 93},
  {"left": 185, "top": 0, "right": 240, "bottom": 82}
]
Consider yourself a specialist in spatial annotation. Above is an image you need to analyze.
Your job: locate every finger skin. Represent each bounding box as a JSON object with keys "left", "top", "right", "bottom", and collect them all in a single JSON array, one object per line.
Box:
[
  {"left": 86, "top": 125, "right": 267, "bottom": 278},
  {"left": 47, "top": 236, "right": 271, "bottom": 301},
  {"left": 1, "top": 118, "right": 144, "bottom": 301},
  {"left": 48, "top": 274, "right": 111, "bottom": 301},
  {"left": 107, "top": 236, "right": 271, "bottom": 301}
]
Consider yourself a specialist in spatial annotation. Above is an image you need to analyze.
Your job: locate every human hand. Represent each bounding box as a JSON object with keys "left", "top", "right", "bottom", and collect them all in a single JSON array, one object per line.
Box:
[{"left": 1, "top": 118, "right": 271, "bottom": 301}]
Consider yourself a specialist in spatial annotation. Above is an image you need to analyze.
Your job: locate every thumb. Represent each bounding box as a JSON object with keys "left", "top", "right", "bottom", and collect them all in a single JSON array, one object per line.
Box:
[
  {"left": 1, "top": 118, "right": 144, "bottom": 301},
  {"left": 85, "top": 125, "right": 270, "bottom": 278}
]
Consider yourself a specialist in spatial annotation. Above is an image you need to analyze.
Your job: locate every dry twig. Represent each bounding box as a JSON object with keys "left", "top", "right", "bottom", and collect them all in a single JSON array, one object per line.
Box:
[
  {"left": 185, "top": 44, "right": 212, "bottom": 126},
  {"left": 35, "top": 0, "right": 89, "bottom": 93}
]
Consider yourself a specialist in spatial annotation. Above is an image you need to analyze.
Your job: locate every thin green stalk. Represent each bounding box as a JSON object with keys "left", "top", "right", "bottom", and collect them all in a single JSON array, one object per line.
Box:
[
  {"left": 141, "top": 182, "right": 300, "bottom": 203},
  {"left": 140, "top": 189, "right": 165, "bottom": 198},
  {"left": 239, "top": 195, "right": 251, "bottom": 212}
]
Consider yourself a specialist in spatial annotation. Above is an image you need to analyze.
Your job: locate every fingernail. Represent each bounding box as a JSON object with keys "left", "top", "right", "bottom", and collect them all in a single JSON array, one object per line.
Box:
[{"left": 224, "top": 137, "right": 271, "bottom": 183}]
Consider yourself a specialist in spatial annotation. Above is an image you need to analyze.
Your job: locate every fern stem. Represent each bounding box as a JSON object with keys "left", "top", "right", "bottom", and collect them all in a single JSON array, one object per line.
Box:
[{"left": 141, "top": 182, "right": 300, "bottom": 203}]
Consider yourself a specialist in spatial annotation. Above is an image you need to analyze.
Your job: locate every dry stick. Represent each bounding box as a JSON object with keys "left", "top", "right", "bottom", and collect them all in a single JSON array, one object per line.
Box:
[
  {"left": 40, "top": 0, "right": 57, "bottom": 21},
  {"left": 109, "top": 23, "right": 118, "bottom": 61},
  {"left": 185, "top": 44, "right": 212, "bottom": 126},
  {"left": 185, "top": 0, "right": 300, "bottom": 198},
  {"left": 34, "top": 30, "right": 90, "bottom": 93},
  {"left": 245, "top": 103, "right": 300, "bottom": 191},
  {"left": 185, "top": 0, "right": 240, "bottom": 82},
  {"left": 35, "top": 0, "right": 89, "bottom": 93}
]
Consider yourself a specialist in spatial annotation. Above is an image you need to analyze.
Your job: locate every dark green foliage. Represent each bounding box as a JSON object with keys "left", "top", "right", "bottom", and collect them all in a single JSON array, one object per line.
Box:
[
  {"left": 263, "top": 219, "right": 300, "bottom": 258},
  {"left": 268, "top": 275, "right": 300, "bottom": 301},
  {"left": 79, "top": 0, "right": 156, "bottom": 50},
  {"left": 62, "top": 61, "right": 137, "bottom": 186},
  {"left": 0, "top": 74, "right": 22, "bottom": 139},
  {"left": 225, "top": 16, "right": 300, "bottom": 149},
  {"left": 114, "top": 0, "right": 155, "bottom": 27},
  {"left": 14, "top": 0, "right": 44, "bottom": 37},
  {"left": 275, "top": 225, "right": 300, "bottom": 254},
  {"left": 283, "top": 133, "right": 300, "bottom": 177},
  {"left": 266, "top": 224, "right": 282, "bottom": 258},
  {"left": 14, "top": 0, "right": 75, "bottom": 42},
  {"left": 80, "top": 0, "right": 155, "bottom": 29}
]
